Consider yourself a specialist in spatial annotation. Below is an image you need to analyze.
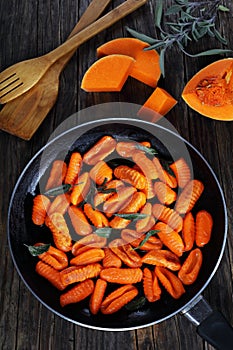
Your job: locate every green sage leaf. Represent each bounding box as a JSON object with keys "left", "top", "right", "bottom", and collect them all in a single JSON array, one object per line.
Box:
[
  {"left": 198, "top": 20, "right": 212, "bottom": 27},
  {"left": 133, "top": 230, "right": 160, "bottom": 250},
  {"left": 191, "top": 27, "right": 200, "bottom": 42},
  {"left": 218, "top": 5, "right": 230, "bottom": 12},
  {"left": 44, "top": 184, "right": 72, "bottom": 196},
  {"left": 114, "top": 213, "right": 148, "bottom": 220},
  {"left": 207, "top": 27, "right": 215, "bottom": 38},
  {"left": 197, "top": 27, "right": 208, "bottom": 39},
  {"left": 169, "top": 24, "right": 182, "bottom": 34},
  {"left": 98, "top": 188, "right": 117, "bottom": 194},
  {"left": 144, "top": 41, "right": 166, "bottom": 51},
  {"left": 182, "top": 31, "right": 192, "bottom": 43},
  {"left": 160, "top": 32, "right": 167, "bottom": 40},
  {"left": 125, "top": 26, "right": 156, "bottom": 45},
  {"left": 154, "top": 0, "right": 163, "bottom": 29},
  {"left": 182, "top": 48, "right": 232, "bottom": 58},
  {"left": 182, "top": 11, "right": 195, "bottom": 20},
  {"left": 97, "top": 177, "right": 118, "bottom": 194},
  {"left": 95, "top": 227, "right": 112, "bottom": 238},
  {"left": 213, "top": 28, "right": 228, "bottom": 45},
  {"left": 100, "top": 177, "right": 108, "bottom": 187},
  {"left": 165, "top": 4, "right": 182, "bottom": 16},
  {"left": 125, "top": 296, "right": 147, "bottom": 311},
  {"left": 135, "top": 144, "right": 158, "bottom": 156},
  {"left": 175, "top": 0, "right": 188, "bottom": 5},
  {"left": 25, "top": 243, "right": 51, "bottom": 256},
  {"left": 44, "top": 182, "right": 83, "bottom": 197},
  {"left": 159, "top": 48, "right": 166, "bottom": 77}
]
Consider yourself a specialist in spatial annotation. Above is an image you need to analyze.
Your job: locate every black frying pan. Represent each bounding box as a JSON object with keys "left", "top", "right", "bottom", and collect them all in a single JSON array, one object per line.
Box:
[{"left": 7, "top": 118, "right": 233, "bottom": 349}]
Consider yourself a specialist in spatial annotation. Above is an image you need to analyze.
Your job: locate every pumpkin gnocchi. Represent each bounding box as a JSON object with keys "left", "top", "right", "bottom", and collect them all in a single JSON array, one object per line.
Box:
[{"left": 30, "top": 135, "right": 213, "bottom": 315}]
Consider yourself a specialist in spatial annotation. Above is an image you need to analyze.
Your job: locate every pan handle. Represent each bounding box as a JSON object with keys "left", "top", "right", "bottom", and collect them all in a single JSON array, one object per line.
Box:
[{"left": 181, "top": 295, "right": 233, "bottom": 350}]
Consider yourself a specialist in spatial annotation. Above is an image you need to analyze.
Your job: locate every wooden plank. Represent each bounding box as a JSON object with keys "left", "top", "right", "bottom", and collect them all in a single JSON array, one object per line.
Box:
[
  {"left": 153, "top": 318, "right": 182, "bottom": 350},
  {"left": 136, "top": 326, "right": 156, "bottom": 350},
  {"left": 74, "top": 327, "right": 136, "bottom": 350}
]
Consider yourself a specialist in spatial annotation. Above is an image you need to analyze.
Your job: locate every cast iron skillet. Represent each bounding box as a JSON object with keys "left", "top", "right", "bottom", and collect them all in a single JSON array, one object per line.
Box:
[{"left": 7, "top": 118, "right": 233, "bottom": 349}]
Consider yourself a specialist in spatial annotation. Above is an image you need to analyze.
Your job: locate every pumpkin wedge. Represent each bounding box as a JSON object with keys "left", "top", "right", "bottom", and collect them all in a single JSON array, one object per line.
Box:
[
  {"left": 81, "top": 54, "right": 135, "bottom": 92},
  {"left": 182, "top": 58, "right": 233, "bottom": 121},
  {"left": 97, "top": 38, "right": 161, "bottom": 88},
  {"left": 138, "top": 87, "right": 177, "bottom": 120}
]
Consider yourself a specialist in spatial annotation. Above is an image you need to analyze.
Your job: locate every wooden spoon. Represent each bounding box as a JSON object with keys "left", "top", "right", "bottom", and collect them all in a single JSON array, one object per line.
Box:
[
  {"left": 0, "top": 0, "right": 112, "bottom": 140},
  {"left": 0, "top": 0, "right": 147, "bottom": 104}
]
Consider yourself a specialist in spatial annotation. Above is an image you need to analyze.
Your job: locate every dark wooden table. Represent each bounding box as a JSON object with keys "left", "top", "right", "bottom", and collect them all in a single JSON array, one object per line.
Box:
[{"left": 1, "top": 1, "right": 233, "bottom": 349}]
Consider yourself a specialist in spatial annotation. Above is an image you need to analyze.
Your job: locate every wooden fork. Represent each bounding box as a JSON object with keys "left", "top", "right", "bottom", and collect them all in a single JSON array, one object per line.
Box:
[
  {"left": 0, "top": 0, "right": 147, "bottom": 104},
  {"left": 0, "top": 0, "right": 111, "bottom": 140}
]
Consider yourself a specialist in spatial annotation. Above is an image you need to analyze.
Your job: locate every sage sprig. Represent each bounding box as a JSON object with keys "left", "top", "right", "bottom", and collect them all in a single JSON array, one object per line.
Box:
[{"left": 126, "top": 0, "right": 232, "bottom": 76}]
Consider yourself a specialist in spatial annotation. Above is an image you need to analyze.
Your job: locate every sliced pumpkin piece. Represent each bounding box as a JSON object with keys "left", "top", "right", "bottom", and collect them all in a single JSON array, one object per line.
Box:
[
  {"left": 81, "top": 54, "right": 135, "bottom": 92},
  {"left": 97, "top": 38, "right": 161, "bottom": 88},
  {"left": 138, "top": 87, "right": 177, "bottom": 121},
  {"left": 97, "top": 37, "right": 148, "bottom": 59},
  {"left": 182, "top": 58, "right": 233, "bottom": 121}
]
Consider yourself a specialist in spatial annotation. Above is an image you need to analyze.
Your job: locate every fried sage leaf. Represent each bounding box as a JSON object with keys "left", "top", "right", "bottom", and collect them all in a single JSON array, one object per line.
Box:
[
  {"left": 114, "top": 213, "right": 148, "bottom": 220},
  {"left": 125, "top": 296, "right": 147, "bottom": 311},
  {"left": 135, "top": 144, "right": 158, "bottom": 156},
  {"left": 97, "top": 177, "right": 118, "bottom": 194},
  {"left": 134, "top": 230, "right": 160, "bottom": 250},
  {"left": 95, "top": 227, "right": 112, "bottom": 238},
  {"left": 44, "top": 183, "right": 83, "bottom": 197},
  {"left": 25, "top": 243, "right": 51, "bottom": 256}
]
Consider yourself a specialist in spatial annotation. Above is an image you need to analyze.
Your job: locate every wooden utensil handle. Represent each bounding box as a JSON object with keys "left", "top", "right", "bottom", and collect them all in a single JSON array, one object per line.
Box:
[
  {"left": 55, "top": 0, "right": 111, "bottom": 70},
  {"left": 70, "top": 0, "right": 112, "bottom": 35},
  {"left": 46, "top": 0, "right": 147, "bottom": 64},
  {"left": 54, "top": 0, "right": 111, "bottom": 70}
]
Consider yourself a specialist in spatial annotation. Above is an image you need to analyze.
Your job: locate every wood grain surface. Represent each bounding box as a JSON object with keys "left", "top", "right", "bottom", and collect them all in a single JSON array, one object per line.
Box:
[{"left": 0, "top": 1, "right": 233, "bottom": 349}]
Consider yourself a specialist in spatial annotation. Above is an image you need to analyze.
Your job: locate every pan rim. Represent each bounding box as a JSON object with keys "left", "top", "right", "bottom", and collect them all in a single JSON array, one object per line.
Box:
[{"left": 7, "top": 117, "right": 228, "bottom": 331}]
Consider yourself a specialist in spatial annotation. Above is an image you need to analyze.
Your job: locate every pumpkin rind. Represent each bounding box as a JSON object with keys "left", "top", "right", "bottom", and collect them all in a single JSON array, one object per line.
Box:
[{"left": 182, "top": 58, "right": 233, "bottom": 121}]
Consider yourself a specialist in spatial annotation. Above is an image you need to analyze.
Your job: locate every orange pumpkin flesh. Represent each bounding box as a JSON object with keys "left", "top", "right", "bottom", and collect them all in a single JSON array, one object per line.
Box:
[
  {"left": 138, "top": 87, "right": 177, "bottom": 121},
  {"left": 97, "top": 37, "right": 148, "bottom": 58},
  {"left": 182, "top": 58, "right": 233, "bottom": 121},
  {"left": 81, "top": 54, "right": 135, "bottom": 92},
  {"left": 97, "top": 38, "right": 161, "bottom": 88}
]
